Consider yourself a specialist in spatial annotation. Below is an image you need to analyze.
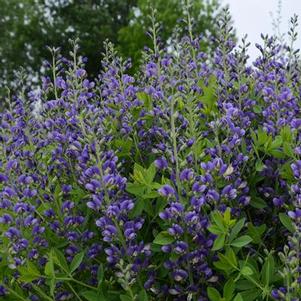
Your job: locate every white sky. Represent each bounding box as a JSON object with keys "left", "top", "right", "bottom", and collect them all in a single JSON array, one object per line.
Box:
[{"left": 223, "top": 0, "right": 301, "bottom": 61}]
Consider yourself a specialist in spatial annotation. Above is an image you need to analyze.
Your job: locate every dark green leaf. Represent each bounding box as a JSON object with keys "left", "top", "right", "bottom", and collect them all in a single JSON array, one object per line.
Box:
[
  {"left": 45, "top": 250, "right": 55, "bottom": 277},
  {"left": 241, "top": 289, "right": 261, "bottom": 301},
  {"left": 241, "top": 266, "right": 253, "bottom": 276},
  {"left": 223, "top": 278, "right": 235, "bottom": 300},
  {"left": 233, "top": 293, "right": 243, "bottom": 301},
  {"left": 80, "top": 291, "right": 106, "bottom": 301},
  {"left": 19, "top": 262, "right": 41, "bottom": 283},
  {"left": 120, "top": 295, "right": 132, "bottom": 301},
  {"left": 53, "top": 248, "right": 69, "bottom": 273},
  {"left": 247, "top": 223, "right": 266, "bottom": 244},
  {"left": 138, "top": 289, "right": 148, "bottom": 301},
  {"left": 97, "top": 264, "right": 104, "bottom": 287},
  {"left": 70, "top": 251, "right": 85, "bottom": 273},
  {"left": 145, "top": 162, "right": 156, "bottom": 184},
  {"left": 231, "top": 235, "right": 252, "bottom": 248},
  {"left": 212, "top": 234, "right": 225, "bottom": 251},
  {"left": 153, "top": 231, "right": 174, "bottom": 245},
  {"left": 250, "top": 197, "right": 267, "bottom": 209},
  {"left": 126, "top": 182, "right": 146, "bottom": 196},
  {"left": 229, "top": 218, "right": 245, "bottom": 242},
  {"left": 261, "top": 254, "right": 275, "bottom": 285},
  {"left": 208, "top": 225, "right": 224, "bottom": 235},
  {"left": 207, "top": 287, "right": 221, "bottom": 301},
  {"left": 279, "top": 213, "right": 294, "bottom": 233},
  {"left": 211, "top": 211, "right": 226, "bottom": 231}
]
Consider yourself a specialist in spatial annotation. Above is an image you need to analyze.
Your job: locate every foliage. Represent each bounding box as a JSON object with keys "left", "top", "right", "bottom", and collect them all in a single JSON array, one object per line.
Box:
[
  {"left": 0, "top": 0, "right": 222, "bottom": 99},
  {"left": 0, "top": 6, "right": 300, "bottom": 301},
  {"left": 117, "top": 0, "right": 221, "bottom": 71},
  {"left": 0, "top": 0, "right": 136, "bottom": 97}
]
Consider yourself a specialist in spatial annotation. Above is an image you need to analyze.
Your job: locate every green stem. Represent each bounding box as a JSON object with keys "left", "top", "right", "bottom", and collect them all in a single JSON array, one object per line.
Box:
[
  {"left": 56, "top": 277, "right": 98, "bottom": 291},
  {"left": 52, "top": 53, "right": 58, "bottom": 100},
  {"left": 6, "top": 287, "right": 29, "bottom": 301},
  {"left": 67, "top": 282, "right": 83, "bottom": 301},
  {"left": 170, "top": 97, "right": 181, "bottom": 198},
  {"left": 32, "top": 284, "right": 54, "bottom": 301}
]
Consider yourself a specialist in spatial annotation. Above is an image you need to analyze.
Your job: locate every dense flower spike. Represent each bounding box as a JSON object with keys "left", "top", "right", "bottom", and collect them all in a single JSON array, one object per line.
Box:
[{"left": 0, "top": 7, "right": 301, "bottom": 301}]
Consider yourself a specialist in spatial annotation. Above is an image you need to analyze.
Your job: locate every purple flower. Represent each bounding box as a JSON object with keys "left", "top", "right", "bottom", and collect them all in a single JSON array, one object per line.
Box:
[
  {"left": 158, "top": 184, "right": 175, "bottom": 197},
  {"left": 172, "top": 269, "right": 188, "bottom": 281},
  {"left": 0, "top": 174, "right": 8, "bottom": 183},
  {"left": 5, "top": 227, "right": 21, "bottom": 239},
  {"left": 288, "top": 209, "right": 301, "bottom": 219},
  {"left": 75, "top": 68, "right": 86, "bottom": 78},
  {"left": 179, "top": 168, "right": 194, "bottom": 181},
  {"left": 0, "top": 285, "right": 7, "bottom": 296},
  {"left": 154, "top": 157, "right": 168, "bottom": 169},
  {"left": 273, "top": 197, "right": 284, "bottom": 207}
]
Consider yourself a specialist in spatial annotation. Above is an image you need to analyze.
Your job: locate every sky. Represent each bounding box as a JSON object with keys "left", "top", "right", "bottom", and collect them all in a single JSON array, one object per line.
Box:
[{"left": 223, "top": 0, "right": 301, "bottom": 61}]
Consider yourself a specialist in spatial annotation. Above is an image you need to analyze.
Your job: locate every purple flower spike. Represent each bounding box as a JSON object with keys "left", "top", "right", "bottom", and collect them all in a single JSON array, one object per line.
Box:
[
  {"left": 155, "top": 157, "right": 168, "bottom": 169},
  {"left": 158, "top": 184, "right": 175, "bottom": 197}
]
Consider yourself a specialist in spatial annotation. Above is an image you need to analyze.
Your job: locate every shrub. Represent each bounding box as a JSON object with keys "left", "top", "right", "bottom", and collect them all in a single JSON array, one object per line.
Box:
[{"left": 0, "top": 8, "right": 300, "bottom": 301}]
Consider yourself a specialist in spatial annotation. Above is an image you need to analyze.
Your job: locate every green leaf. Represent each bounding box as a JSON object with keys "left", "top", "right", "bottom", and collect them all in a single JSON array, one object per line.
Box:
[
  {"left": 138, "top": 289, "right": 148, "bottom": 301},
  {"left": 130, "top": 198, "right": 146, "bottom": 217},
  {"left": 53, "top": 248, "right": 69, "bottom": 273},
  {"left": 145, "top": 162, "right": 156, "bottom": 184},
  {"left": 253, "top": 105, "right": 262, "bottom": 114},
  {"left": 80, "top": 291, "right": 105, "bottom": 301},
  {"left": 19, "top": 262, "right": 41, "bottom": 283},
  {"left": 18, "top": 273, "right": 40, "bottom": 283},
  {"left": 279, "top": 213, "right": 294, "bottom": 233},
  {"left": 236, "top": 280, "right": 256, "bottom": 290},
  {"left": 28, "top": 261, "right": 40, "bottom": 276},
  {"left": 126, "top": 182, "right": 146, "bottom": 196},
  {"left": 153, "top": 231, "right": 174, "bottom": 245},
  {"left": 247, "top": 223, "right": 266, "bottom": 244},
  {"left": 45, "top": 250, "right": 55, "bottom": 277},
  {"left": 250, "top": 197, "right": 267, "bottom": 209},
  {"left": 211, "top": 211, "right": 226, "bottom": 231},
  {"left": 229, "top": 218, "right": 245, "bottom": 242},
  {"left": 207, "top": 287, "right": 221, "bottom": 301},
  {"left": 199, "top": 75, "right": 217, "bottom": 111},
  {"left": 97, "top": 263, "right": 104, "bottom": 287},
  {"left": 223, "top": 278, "right": 235, "bottom": 300},
  {"left": 133, "top": 163, "right": 147, "bottom": 184},
  {"left": 241, "top": 289, "right": 260, "bottom": 301},
  {"left": 212, "top": 234, "right": 225, "bottom": 251},
  {"left": 231, "top": 235, "right": 252, "bottom": 248},
  {"left": 223, "top": 207, "right": 231, "bottom": 225},
  {"left": 261, "top": 254, "right": 275, "bottom": 285},
  {"left": 226, "top": 248, "right": 238, "bottom": 268},
  {"left": 255, "top": 160, "right": 264, "bottom": 172},
  {"left": 142, "top": 190, "right": 159, "bottom": 199},
  {"left": 208, "top": 225, "right": 224, "bottom": 235},
  {"left": 120, "top": 295, "right": 132, "bottom": 301},
  {"left": 114, "top": 139, "right": 133, "bottom": 157},
  {"left": 283, "top": 142, "right": 294, "bottom": 157},
  {"left": 241, "top": 266, "right": 253, "bottom": 276},
  {"left": 257, "top": 128, "right": 268, "bottom": 146},
  {"left": 233, "top": 293, "right": 243, "bottom": 301},
  {"left": 70, "top": 251, "right": 85, "bottom": 273},
  {"left": 137, "top": 92, "right": 153, "bottom": 111}
]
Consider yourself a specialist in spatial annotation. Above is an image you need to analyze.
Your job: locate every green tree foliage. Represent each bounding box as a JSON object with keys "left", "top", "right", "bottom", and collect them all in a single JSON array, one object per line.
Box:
[
  {"left": 117, "top": 0, "right": 221, "bottom": 68},
  {"left": 0, "top": 0, "right": 136, "bottom": 95},
  {"left": 0, "top": 0, "right": 221, "bottom": 98}
]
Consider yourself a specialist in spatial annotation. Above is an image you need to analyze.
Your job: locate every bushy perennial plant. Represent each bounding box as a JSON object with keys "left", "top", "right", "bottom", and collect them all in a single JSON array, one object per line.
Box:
[{"left": 0, "top": 8, "right": 301, "bottom": 301}]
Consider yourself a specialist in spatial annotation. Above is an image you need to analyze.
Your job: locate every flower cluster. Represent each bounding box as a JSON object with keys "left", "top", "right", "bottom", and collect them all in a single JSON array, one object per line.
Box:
[{"left": 0, "top": 8, "right": 301, "bottom": 301}]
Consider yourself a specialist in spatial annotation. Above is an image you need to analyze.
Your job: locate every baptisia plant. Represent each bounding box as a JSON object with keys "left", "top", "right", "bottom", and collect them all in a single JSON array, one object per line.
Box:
[{"left": 0, "top": 4, "right": 300, "bottom": 301}]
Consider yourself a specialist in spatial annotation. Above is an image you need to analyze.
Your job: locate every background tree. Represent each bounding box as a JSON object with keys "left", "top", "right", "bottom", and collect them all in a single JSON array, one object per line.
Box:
[
  {"left": 0, "top": 0, "right": 222, "bottom": 101},
  {"left": 0, "top": 0, "right": 136, "bottom": 97},
  {"left": 117, "top": 0, "right": 221, "bottom": 69}
]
